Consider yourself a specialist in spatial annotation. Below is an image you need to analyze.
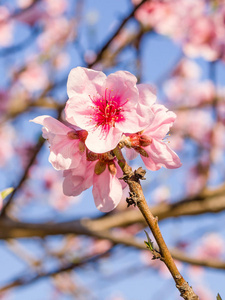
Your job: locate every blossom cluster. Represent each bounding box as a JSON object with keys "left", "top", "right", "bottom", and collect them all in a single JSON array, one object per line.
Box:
[
  {"left": 32, "top": 67, "right": 181, "bottom": 212},
  {"left": 133, "top": 0, "right": 225, "bottom": 62}
]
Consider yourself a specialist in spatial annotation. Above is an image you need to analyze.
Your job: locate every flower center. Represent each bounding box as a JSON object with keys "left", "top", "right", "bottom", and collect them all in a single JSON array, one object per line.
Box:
[{"left": 90, "top": 89, "right": 127, "bottom": 133}]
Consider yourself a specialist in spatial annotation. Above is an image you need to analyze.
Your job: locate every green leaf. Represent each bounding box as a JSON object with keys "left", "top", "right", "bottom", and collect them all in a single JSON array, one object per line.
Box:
[
  {"left": 217, "top": 293, "right": 222, "bottom": 300},
  {"left": 1, "top": 187, "right": 14, "bottom": 200},
  {"left": 144, "top": 230, "right": 154, "bottom": 252}
]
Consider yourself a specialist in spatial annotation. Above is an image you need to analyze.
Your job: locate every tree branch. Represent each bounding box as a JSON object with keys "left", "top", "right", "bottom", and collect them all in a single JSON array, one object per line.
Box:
[{"left": 113, "top": 146, "right": 199, "bottom": 300}]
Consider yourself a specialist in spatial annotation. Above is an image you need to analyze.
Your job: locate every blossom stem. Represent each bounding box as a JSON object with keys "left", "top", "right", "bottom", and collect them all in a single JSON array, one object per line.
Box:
[{"left": 113, "top": 146, "right": 199, "bottom": 300}]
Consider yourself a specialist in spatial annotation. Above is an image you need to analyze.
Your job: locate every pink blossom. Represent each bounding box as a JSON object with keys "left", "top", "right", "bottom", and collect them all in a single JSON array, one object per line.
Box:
[
  {"left": 32, "top": 67, "right": 182, "bottom": 212},
  {"left": 63, "top": 157, "right": 126, "bottom": 212},
  {"left": 164, "top": 78, "right": 216, "bottom": 107},
  {"left": 0, "top": 6, "right": 14, "bottom": 47},
  {"left": 127, "top": 104, "right": 181, "bottom": 171},
  {"left": 141, "top": 105, "right": 181, "bottom": 170},
  {"left": 174, "top": 110, "right": 213, "bottom": 145},
  {"left": 0, "top": 124, "right": 15, "bottom": 166},
  {"left": 17, "top": 0, "right": 34, "bottom": 9},
  {"left": 197, "top": 233, "right": 225, "bottom": 259},
  {"left": 172, "top": 59, "right": 201, "bottom": 80},
  {"left": 31, "top": 114, "right": 127, "bottom": 212},
  {"left": 38, "top": 17, "right": 73, "bottom": 52},
  {"left": 19, "top": 62, "right": 48, "bottom": 92},
  {"left": 44, "top": 0, "right": 67, "bottom": 17},
  {"left": 62, "top": 156, "right": 95, "bottom": 197},
  {"left": 92, "top": 160, "right": 124, "bottom": 212},
  {"left": 65, "top": 67, "right": 153, "bottom": 153},
  {"left": 89, "top": 239, "right": 112, "bottom": 256},
  {"left": 31, "top": 115, "right": 86, "bottom": 170},
  {"left": 53, "top": 52, "right": 70, "bottom": 70}
]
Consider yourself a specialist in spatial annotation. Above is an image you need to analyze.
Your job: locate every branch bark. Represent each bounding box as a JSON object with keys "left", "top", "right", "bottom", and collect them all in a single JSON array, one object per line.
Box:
[{"left": 113, "top": 146, "right": 199, "bottom": 300}]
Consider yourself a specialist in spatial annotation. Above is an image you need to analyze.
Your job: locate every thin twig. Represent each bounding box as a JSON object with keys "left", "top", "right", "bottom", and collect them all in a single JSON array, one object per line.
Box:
[
  {"left": 88, "top": 0, "right": 147, "bottom": 68},
  {"left": 113, "top": 146, "right": 199, "bottom": 300}
]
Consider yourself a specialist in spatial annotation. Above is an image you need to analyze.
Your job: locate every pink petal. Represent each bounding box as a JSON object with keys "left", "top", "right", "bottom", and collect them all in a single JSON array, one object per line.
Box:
[
  {"left": 63, "top": 174, "right": 86, "bottom": 196},
  {"left": 103, "top": 70, "right": 138, "bottom": 106},
  {"left": 67, "top": 67, "right": 106, "bottom": 98},
  {"left": 63, "top": 161, "right": 95, "bottom": 196},
  {"left": 31, "top": 115, "right": 82, "bottom": 170},
  {"left": 65, "top": 95, "right": 94, "bottom": 128},
  {"left": 85, "top": 126, "right": 122, "bottom": 153},
  {"left": 142, "top": 139, "right": 182, "bottom": 170},
  {"left": 48, "top": 136, "right": 83, "bottom": 170},
  {"left": 137, "top": 83, "right": 157, "bottom": 107},
  {"left": 92, "top": 168, "right": 123, "bottom": 212},
  {"left": 116, "top": 108, "right": 152, "bottom": 133},
  {"left": 125, "top": 148, "right": 138, "bottom": 161},
  {"left": 144, "top": 104, "right": 177, "bottom": 139},
  {"left": 31, "top": 115, "right": 70, "bottom": 135}
]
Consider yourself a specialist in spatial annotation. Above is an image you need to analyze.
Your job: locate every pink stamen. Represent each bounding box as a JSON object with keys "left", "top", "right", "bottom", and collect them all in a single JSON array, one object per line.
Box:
[{"left": 89, "top": 88, "right": 127, "bottom": 134}]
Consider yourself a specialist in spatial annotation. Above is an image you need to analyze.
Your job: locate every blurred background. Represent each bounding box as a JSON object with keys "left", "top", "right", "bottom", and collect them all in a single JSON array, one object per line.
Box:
[{"left": 0, "top": 0, "right": 225, "bottom": 299}]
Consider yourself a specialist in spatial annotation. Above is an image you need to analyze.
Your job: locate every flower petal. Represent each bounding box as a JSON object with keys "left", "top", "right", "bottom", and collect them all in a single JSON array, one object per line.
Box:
[
  {"left": 48, "top": 136, "right": 83, "bottom": 170},
  {"left": 142, "top": 139, "right": 182, "bottom": 170},
  {"left": 92, "top": 168, "right": 123, "bottom": 212},
  {"left": 31, "top": 115, "right": 82, "bottom": 170},
  {"left": 85, "top": 126, "right": 122, "bottom": 153},
  {"left": 63, "top": 161, "right": 95, "bottom": 196},
  {"left": 67, "top": 67, "right": 106, "bottom": 98},
  {"left": 137, "top": 83, "right": 157, "bottom": 107},
  {"left": 31, "top": 115, "right": 70, "bottom": 135},
  {"left": 116, "top": 108, "right": 153, "bottom": 133},
  {"left": 144, "top": 104, "right": 177, "bottom": 139},
  {"left": 103, "top": 70, "right": 138, "bottom": 105},
  {"left": 65, "top": 95, "right": 94, "bottom": 128},
  {"left": 125, "top": 147, "right": 138, "bottom": 161}
]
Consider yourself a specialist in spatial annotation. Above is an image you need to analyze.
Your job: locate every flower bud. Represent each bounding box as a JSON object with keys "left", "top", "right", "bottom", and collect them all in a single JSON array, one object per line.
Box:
[
  {"left": 108, "top": 161, "right": 117, "bottom": 175},
  {"left": 86, "top": 151, "right": 99, "bottom": 161},
  {"left": 94, "top": 161, "right": 106, "bottom": 175},
  {"left": 78, "top": 141, "right": 85, "bottom": 153},
  {"left": 67, "top": 131, "right": 79, "bottom": 139},
  {"left": 135, "top": 147, "right": 149, "bottom": 157},
  {"left": 78, "top": 130, "right": 88, "bottom": 142},
  {"left": 139, "top": 135, "right": 152, "bottom": 147},
  {"left": 129, "top": 133, "right": 140, "bottom": 147}
]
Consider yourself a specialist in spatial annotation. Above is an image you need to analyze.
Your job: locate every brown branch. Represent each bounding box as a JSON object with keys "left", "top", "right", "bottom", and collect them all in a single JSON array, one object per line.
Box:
[
  {"left": 0, "top": 216, "right": 225, "bottom": 271},
  {"left": 90, "top": 184, "right": 225, "bottom": 230},
  {"left": 87, "top": 0, "right": 147, "bottom": 68},
  {"left": 113, "top": 146, "right": 199, "bottom": 300},
  {"left": 1, "top": 226, "right": 225, "bottom": 294},
  {"left": 0, "top": 249, "right": 112, "bottom": 293},
  {"left": 0, "top": 134, "right": 45, "bottom": 217},
  {"left": 0, "top": 183, "right": 225, "bottom": 238}
]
